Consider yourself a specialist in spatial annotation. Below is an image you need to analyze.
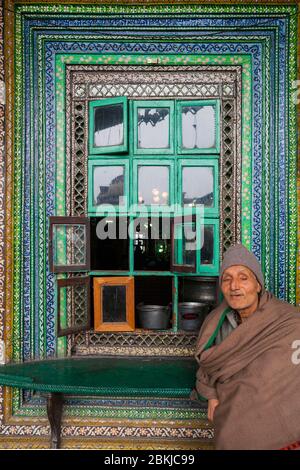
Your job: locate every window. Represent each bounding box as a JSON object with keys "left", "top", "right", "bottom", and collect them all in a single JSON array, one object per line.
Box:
[
  {"left": 49, "top": 216, "right": 90, "bottom": 273},
  {"left": 132, "top": 159, "right": 175, "bottom": 211},
  {"left": 176, "top": 100, "right": 220, "bottom": 154},
  {"left": 57, "top": 277, "right": 91, "bottom": 337},
  {"left": 50, "top": 97, "right": 221, "bottom": 336},
  {"left": 88, "top": 159, "right": 129, "bottom": 214},
  {"left": 178, "top": 159, "right": 219, "bottom": 217},
  {"left": 132, "top": 100, "right": 175, "bottom": 155},
  {"left": 89, "top": 97, "right": 128, "bottom": 154}
]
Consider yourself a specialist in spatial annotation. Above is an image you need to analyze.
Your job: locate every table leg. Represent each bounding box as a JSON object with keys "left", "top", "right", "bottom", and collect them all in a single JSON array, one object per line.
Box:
[{"left": 46, "top": 392, "right": 64, "bottom": 449}]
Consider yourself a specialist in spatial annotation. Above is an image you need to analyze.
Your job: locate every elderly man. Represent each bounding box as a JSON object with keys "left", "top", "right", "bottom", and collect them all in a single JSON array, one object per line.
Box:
[{"left": 195, "top": 244, "right": 300, "bottom": 450}]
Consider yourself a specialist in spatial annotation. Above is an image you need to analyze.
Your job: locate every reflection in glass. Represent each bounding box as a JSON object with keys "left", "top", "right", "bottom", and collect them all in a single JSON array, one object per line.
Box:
[
  {"left": 93, "top": 166, "right": 125, "bottom": 206},
  {"left": 138, "top": 166, "right": 169, "bottom": 205},
  {"left": 181, "top": 105, "right": 215, "bottom": 149},
  {"left": 94, "top": 104, "right": 124, "bottom": 147},
  {"left": 201, "top": 225, "right": 214, "bottom": 264},
  {"left": 102, "top": 285, "right": 126, "bottom": 322},
  {"left": 134, "top": 217, "right": 171, "bottom": 271},
  {"left": 182, "top": 167, "right": 214, "bottom": 207},
  {"left": 53, "top": 224, "right": 86, "bottom": 266},
  {"left": 138, "top": 108, "right": 170, "bottom": 148},
  {"left": 182, "top": 223, "right": 197, "bottom": 267},
  {"left": 174, "top": 223, "right": 196, "bottom": 268}
]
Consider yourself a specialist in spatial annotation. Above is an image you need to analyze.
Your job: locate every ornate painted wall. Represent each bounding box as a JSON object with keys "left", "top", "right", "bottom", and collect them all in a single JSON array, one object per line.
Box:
[{"left": 0, "top": 0, "right": 299, "bottom": 449}]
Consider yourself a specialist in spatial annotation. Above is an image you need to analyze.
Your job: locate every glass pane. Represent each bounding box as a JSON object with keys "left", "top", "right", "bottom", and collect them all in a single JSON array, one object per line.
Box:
[
  {"left": 174, "top": 223, "right": 196, "bottom": 268},
  {"left": 91, "top": 217, "right": 129, "bottom": 271},
  {"left": 94, "top": 104, "right": 124, "bottom": 147},
  {"left": 182, "top": 167, "right": 214, "bottom": 207},
  {"left": 201, "top": 225, "right": 214, "bottom": 264},
  {"left": 181, "top": 105, "right": 215, "bottom": 149},
  {"left": 93, "top": 166, "right": 125, "bottom": 206},
  {"left": 53, "top": 224, "right": 86, "bottom": 266},
  {"left": 138, "top": 107, "right": 170, "bottom": 149},
  {"left": 59, "top": 285, "right": 89, "bottom": 331},
  {"left": 102, "top": 285, "right": 126, "bottom": 322},
  {"left": 182, "top": 223, "right": 197, "bottom": 266},
  {"left": 138, "top": 166, "right": 169, "bottom": 205},
  {"left": 134, "top": 217, "right": 171, "bottom": 271}
]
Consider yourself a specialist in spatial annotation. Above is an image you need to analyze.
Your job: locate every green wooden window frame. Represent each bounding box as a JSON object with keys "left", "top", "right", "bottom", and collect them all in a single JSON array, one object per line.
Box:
[
  {"left": 88, "top": 97, "right": 128, "bottom": 155},
  {"left": 171, "top": 216, "right": 219, "bottom": 275},
  {"left": 131, "top": 100, "right": 175, "bottom": 155},
  {"left": 171, "top": 215, "right": 200, "bottom": 273},
  {"left": 132, "top": 159, "right": 175, "bottom": 212},
  {"left": 178, "top": 158, "right": 219, "bottom": 218},
  {"left": 176, "top": 99, "right": 220, "bottom": 155},
  {"left": 88, "top": 158, "right": 129, "bottom": 215},
  {"left": 198, "top": 218, "right": 220, "bottom": 276}
]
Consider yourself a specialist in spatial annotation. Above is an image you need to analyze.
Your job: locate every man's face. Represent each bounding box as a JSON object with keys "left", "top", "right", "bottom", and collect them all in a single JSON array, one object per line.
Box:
[{"left": 221, "top": 265, "right": 262, "bottom": 315}]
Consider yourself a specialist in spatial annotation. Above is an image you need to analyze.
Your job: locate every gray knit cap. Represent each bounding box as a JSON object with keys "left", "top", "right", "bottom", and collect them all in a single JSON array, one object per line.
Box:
[{"left": 220, "top": 244, "right": 264, "bottom": 289}]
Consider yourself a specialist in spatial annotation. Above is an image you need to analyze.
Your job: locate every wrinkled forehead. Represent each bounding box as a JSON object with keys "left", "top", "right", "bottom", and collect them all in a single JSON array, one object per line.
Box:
[{"left": 221, "top": 265, "right": 256, "bottom": 278}]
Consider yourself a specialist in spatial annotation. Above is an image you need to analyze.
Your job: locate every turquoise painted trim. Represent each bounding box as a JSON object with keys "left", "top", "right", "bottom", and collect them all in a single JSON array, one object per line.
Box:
[
  {"left": 178, "top": 158, "right": 219, "bottom": 218},
  {"left": 132, "top": 100, "right": 175, "bottom": 155},
  {"left": 89, "top": 271, "right": 219, "bottom": 277},
  {"left": 88, "top": 97, "right": 128, "bottom": 155},
  {"left": 132, "top": 158, "right": 175, "bottom": 213},
  {"left": 176, "top": 99, "right": 220, "bottom": 155},
  {"left": 88, "top": 158, "right": 130, "bottom": 215},
  {"left": 172, "top": 216, "right": 219, "bottom": 276}
]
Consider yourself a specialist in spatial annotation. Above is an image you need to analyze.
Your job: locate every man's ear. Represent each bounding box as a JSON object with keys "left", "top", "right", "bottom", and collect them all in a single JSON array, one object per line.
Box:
[{"left": 257, "top": 282, "right": 262, "bottom": 294}]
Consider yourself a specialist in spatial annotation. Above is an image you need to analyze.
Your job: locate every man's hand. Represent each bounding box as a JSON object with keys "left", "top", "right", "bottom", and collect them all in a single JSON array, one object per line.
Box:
[{"left": 208, "top": 398, "right": 219, "bottom": 422}]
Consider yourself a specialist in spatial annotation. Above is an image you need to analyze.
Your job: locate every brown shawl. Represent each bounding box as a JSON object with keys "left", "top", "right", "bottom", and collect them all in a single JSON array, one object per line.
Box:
[{"left": 195, "top": 291, "right": 300, "bottom": 450}]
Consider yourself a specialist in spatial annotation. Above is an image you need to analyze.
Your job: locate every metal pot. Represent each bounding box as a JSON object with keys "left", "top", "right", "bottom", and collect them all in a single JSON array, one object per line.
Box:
[
  {"left": 179, "top": 302, "right": 210, "bottom": 331},
  {"left": 136, "top": 303, "right": 171, "bottom": 330},
  {"left": 182, "top": 278, "right": 217, "bottom": 304}
]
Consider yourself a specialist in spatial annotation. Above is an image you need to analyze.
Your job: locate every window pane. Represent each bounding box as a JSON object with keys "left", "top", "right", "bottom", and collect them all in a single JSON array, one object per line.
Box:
[
  {"left": 182, "top": 223, "right": 197, "bottom": 266},
  {"left": 102, "top": 285, "right": 126, "bottom": 322},
  {"left": 174, "top": 223, "right": 196, "bottom": 268},
  {"left": 93, "top": 166, "right": 125, "bottom": 206},
  {"left": 91, "top": 217, "right": 129, "bottom": 271},
  {"left": 138, "top": 108, "right": 170, "bottom": 149},
  {"left": 182, "top": 167, "right": 214, "bottom": 207},
  {"left": 201, "top": 225, "right": 214, "bottom": 264},
  {"left": 138, "top": 166, "right": 169, "bottom": 205},
  {"left": 59, "top": 285, "right": 89, "bottom": 331},
  {"left": 53, "top": 224, "right": 86, "bottom": 266},
  {"left": 181, "top": 105, "right": 215, "bottom": 149},
  {"left": 134, "top": 217, "right": 171, "bottom": 271},
  {"left": 94, "top": 104, "right": 124, "bottom": 147}
]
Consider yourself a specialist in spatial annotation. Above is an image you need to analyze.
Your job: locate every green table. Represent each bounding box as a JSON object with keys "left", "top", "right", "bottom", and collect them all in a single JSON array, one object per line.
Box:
[{"left": 0, "top": 356, "right": 198, "bottom": 448}]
